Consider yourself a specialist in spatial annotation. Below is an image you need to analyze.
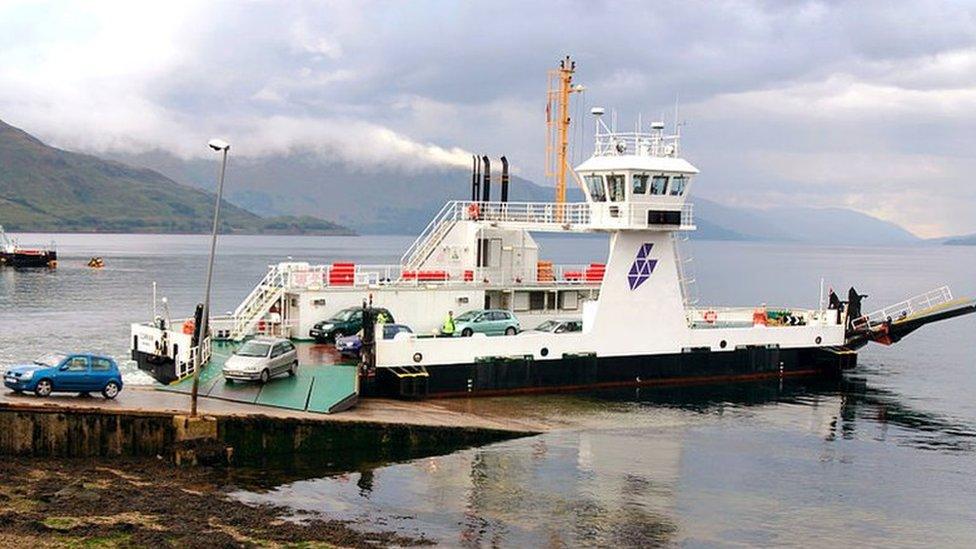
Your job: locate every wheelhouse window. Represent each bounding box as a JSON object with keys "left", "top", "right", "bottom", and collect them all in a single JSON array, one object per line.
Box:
[
  {"left": 585, "top": 175, "right": 606, "bottom": 202},
  {"left": 607, "top": 174, "right": 626, "bottom": 202},
  {"left": 632, "top": 174, "right": 649, "bottom": 195},
  {"left": 669, "top": 175, "right": 687, "bottom": 196},
  {"left": 650, "top": 175, "right": 668, "bottom": 195}
]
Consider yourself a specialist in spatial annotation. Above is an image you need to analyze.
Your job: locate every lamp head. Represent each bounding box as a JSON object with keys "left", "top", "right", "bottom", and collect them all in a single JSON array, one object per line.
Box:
[{"left": 208, "top": 138, "right": 230, "bottom": 152}]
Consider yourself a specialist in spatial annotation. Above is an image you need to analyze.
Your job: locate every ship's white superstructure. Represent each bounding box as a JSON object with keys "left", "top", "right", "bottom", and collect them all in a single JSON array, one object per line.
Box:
[{"left": 373, "top": 116, "right": 846, "bottom": 375}]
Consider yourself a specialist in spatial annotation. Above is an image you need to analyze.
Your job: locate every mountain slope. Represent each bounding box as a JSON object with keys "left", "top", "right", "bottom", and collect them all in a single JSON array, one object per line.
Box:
[
  {"left": 119, "top": 149, "right": 920, "bottom": 244},
  {"left": 943, "top": 234, "right": 976, "bottom": 245},
  {"left": 113, "top": 150, "right": 564, "bottom": 234},
  {"left": 0, "top": 119, "right": 351, "bottom": 234},
  {"left": 694, "top": 198, "right": 920, "bottom": 245}
]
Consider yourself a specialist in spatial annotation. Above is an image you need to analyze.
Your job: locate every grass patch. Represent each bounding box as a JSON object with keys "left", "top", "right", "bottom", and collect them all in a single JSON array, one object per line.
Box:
[
  {"left": 42, "top": 516, "right": 81, "bottom": 531},
  {"left": 42, "top": 512, "right": 165, "bottom": 532},
  {"left": 55, "top": 532, "right": 133, "bottom": 548}
]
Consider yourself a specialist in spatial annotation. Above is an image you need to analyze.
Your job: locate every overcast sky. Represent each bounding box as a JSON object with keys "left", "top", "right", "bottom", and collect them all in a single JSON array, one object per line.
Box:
[{"left": 2, "top": 1, "right": 975, "bottom": 237}]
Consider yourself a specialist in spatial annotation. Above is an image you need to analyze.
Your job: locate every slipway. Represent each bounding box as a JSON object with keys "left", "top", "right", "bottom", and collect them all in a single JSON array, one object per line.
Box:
[{"left": 159, "top": 343, "right": 358, "bottom": 414}]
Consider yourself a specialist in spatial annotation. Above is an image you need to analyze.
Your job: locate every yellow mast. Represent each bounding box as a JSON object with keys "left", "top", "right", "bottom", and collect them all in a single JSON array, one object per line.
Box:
[{"left": 546, "top": 56, "right": 580, "bottom": 209}]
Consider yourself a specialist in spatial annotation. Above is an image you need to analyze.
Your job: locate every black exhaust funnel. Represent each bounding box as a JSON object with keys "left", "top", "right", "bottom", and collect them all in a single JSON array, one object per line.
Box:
[
  {"left": 500, "top": 156, "right": 509, "bottom": 202},
  {"left": 482, "top": 156, "right": 491, "bottom": 202},
  {"left": 471, "top": 155, "right": 479, "bottom": 201}
]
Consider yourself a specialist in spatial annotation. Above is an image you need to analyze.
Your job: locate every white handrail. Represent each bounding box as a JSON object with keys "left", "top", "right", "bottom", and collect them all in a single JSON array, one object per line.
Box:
[
  {"left": 233, "top": 264, "right": 283, "bottom": 318},
  {"left": 851, "top": 286, "right": 953, "bottom": 331},
  {"left": 400, "top": 201, "right": 458, "bottom": 267}
]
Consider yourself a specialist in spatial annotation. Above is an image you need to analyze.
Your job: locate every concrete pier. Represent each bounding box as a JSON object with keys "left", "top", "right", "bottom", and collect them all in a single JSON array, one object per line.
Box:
[{"left": 0, "top": 387, "right": 541, "bottom": 461}]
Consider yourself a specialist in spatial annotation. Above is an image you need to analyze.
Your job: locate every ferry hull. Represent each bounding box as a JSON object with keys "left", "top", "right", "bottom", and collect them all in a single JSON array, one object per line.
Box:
[
  {"left": 374, "top": 346, "right": 856, "bottom": 398},
  {"left": 0, "top": 250, "right": 57, "bottom": 268},
  {"left": 131, "top": 350, "right": 180, "bottom": 385}
]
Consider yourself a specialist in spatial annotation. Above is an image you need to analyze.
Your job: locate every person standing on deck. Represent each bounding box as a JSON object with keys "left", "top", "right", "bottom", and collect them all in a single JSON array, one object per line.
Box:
[
  {"left": 847, "top": 286, "right": 867, "bottom": 329},
  {"left": 441, "top": 311, "right": 456, "bottom": 337},
  {"left": 828, "top": 287, "right": 843, "bottom": 324}
]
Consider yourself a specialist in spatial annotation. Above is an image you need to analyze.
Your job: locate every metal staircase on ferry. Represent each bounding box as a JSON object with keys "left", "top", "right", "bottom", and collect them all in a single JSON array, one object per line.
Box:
[
  {"left": 400, "top": 201, "right": 459, "bottom": 272},
  {"left": 673, "top": 233, "right": 699, "bottom": 308},
  {"left": 229, "top": 264, "right": 285, "bottom": 341}
]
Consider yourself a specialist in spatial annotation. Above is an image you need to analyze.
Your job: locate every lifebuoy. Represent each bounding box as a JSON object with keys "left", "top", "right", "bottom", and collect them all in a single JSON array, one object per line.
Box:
[
  {"left": 182, "top": 320, "right": 195, "bottom": 335},
  {"left": 703, "top": 310, "right": 717, "bottom": 324},
  {"left": 752, "top": 307, "right": 768, "bottom": 326},
  {"left": 467, "top": 203, "right": 481, "bottom": 219}
]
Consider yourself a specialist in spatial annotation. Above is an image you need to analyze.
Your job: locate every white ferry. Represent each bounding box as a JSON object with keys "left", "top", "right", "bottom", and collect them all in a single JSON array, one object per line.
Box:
[{"left": 131, "top": 57, "right": 975, "bottom": 398}]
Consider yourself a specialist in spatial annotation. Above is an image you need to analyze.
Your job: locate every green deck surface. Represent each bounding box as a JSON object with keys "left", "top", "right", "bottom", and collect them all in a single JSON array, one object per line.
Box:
[
  {"left": 159, "top": 342, "right": 358, "bottom": 414},
  {"left": 255, "top": 371, "right": 315, "bottom": 410},
  {"left": 306, "top": 366, "right": 359, "bottom": 413}
]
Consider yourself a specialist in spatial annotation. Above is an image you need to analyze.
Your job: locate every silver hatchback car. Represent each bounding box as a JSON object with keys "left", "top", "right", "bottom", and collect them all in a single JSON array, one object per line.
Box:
[{"left": 222, "top": 337, "right": 298, "bottom": 383}]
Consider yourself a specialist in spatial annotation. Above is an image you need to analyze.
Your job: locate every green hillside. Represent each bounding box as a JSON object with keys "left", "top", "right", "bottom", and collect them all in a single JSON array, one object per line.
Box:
[{"left": 0, "top": 119, "right": 352, "bottom": 235}]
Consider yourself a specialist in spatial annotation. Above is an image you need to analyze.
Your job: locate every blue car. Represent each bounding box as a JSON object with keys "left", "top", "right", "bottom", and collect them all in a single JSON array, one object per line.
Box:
[
  {"left": 3, "top": 352, "right": 124, "bottom": 399},
  {"left": 335, "top": 324, "right": 413, "bottom": 358}
]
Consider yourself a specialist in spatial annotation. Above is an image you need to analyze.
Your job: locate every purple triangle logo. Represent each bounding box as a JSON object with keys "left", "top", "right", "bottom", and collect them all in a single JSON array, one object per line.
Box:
[{"left": 627, "top": 243, "right": 657, "bottom": 290}]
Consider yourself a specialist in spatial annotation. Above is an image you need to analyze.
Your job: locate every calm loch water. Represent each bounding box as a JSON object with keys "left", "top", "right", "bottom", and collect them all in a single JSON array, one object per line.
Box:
[{"left": 2, "top": 233, "right": 975, "bottom": 546}]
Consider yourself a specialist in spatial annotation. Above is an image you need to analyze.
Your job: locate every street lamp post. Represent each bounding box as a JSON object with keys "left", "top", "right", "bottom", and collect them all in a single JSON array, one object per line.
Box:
[{"left": 190, "top": 138, "right": 230, "bottom": 417}]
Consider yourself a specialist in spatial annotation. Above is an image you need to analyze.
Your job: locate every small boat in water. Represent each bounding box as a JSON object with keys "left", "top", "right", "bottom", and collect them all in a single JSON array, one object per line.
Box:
[{"left": 0, "top": 226, "right": 57, "bottom": 268}]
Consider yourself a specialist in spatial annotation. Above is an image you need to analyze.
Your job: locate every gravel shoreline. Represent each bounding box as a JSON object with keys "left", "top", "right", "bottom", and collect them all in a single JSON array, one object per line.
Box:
[{"left": 0, "top": 456, "right": 432, "bottom": 547}]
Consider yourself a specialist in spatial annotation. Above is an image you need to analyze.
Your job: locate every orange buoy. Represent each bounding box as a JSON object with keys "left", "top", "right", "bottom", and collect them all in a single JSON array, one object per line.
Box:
[
  {"left": 467, "top": 203, "right": 481, "bottom": 219},
  {"left": 182, "top": 319, "right": 195, "bottom": 335},
  {"left": 704, "top": 310, "right": 718, "bottom": 324}
]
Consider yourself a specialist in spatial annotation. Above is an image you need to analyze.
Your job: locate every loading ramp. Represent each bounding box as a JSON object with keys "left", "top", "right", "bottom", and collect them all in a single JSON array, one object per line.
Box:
[
  {"left": 847, "top": 286, "right": 976, "bottom": 348},
  {"left": 160, "top": 346, "right": 359, "bottom": 414}
]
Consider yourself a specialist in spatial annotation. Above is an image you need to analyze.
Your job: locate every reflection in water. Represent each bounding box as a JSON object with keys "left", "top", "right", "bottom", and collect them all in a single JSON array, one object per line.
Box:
[
  {"left": 230, "top": 377, "right": 976, "bottom": 547},
  {"left": 4, "top": 235, "right": 976, "bottom": 545},
  {"left": 832, "top": 376, "right": 976, "bottom": 454}
]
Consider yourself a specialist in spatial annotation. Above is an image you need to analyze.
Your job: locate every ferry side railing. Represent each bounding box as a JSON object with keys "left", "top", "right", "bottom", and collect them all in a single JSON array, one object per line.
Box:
[
  {"left": 593, "top": 130, "right": 681, "bottom": 158},
  {"left": 277, "top": 262, "right": 599, "bottom": 290},
  {"left": 685, "top": 306, "right": 834, "bottom": 328},
  {"left": 850, "top": 286, "right": 953, "bottom": 331},
  {"left": 464, "top": 201, "right": 591, "bottom": 226},
  {"left": 398, "top": 199, "right": 692, "bottom": 249},
  {"left": 180, "top": 337, "right": 212, "bottom": 379}
]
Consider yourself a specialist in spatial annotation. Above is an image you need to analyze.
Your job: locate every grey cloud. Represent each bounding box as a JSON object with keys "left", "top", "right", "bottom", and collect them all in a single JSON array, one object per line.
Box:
[{"left": 2, "top": 0, "right": 975, "bottom": 236}]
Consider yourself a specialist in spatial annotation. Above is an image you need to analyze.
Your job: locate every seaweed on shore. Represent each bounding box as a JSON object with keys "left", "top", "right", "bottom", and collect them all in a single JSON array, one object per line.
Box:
[{"left": 0, "top": 456, "right": 432, "bottom": 548}]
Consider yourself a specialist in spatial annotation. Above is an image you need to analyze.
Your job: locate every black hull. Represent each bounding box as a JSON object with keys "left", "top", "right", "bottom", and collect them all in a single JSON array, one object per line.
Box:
[
  {"left": 0, "top": 250, "right": 57, "bottom": 268},
  {"left": 132, "top": 350, "right": 179, "bottom": 385},
  {"left": 372, "top": 346, "right": 857, "bottom": 399},
  {"left": 134, "top": 343, "right": 857, "bottom": 402}
]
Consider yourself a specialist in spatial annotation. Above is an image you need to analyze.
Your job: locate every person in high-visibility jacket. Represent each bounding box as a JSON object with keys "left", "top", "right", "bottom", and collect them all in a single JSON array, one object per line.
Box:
[{"left": 441, "top": 311, "right": 456, "bottom": 337}]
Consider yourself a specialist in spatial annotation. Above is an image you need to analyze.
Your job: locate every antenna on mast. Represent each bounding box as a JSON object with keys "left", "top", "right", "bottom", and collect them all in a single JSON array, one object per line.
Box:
[
  {"left": 673, "top": 93, "right": 680, "bottom": 135},
  {"left": 545, "top": 55, "right": 584, "bottom": 215}
]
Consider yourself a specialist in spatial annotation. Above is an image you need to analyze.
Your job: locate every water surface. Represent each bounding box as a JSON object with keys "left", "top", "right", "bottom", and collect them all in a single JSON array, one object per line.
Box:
[{"left": 2, "top": 233, "right": 975, "bottom": 546}]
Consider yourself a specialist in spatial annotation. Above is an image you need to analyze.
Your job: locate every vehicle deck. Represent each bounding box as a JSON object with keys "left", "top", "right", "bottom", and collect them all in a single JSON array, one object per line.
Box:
[{"left": 159, "top": 341, "right": 359, "bottom": 414}]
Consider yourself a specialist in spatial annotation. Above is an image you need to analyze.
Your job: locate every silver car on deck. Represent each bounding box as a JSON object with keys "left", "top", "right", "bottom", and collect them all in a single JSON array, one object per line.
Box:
[{"left": 222, "top": 337, "right": 298, "bottom": 383}]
